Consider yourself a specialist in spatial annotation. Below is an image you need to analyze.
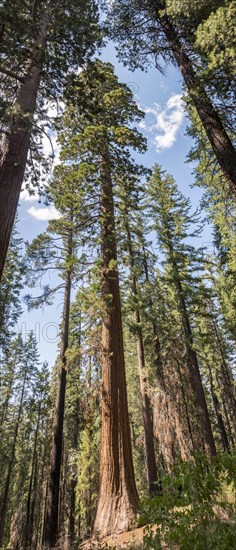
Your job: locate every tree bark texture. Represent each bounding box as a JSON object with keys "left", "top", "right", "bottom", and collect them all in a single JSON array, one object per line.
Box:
[
  {"left": 207, "top": 363, "right": 229, "bottom": 452},
  {"left": 212, "top": 321, "right": 236, "bottom": 434},
  {"left": 44, "top": 253, "right": 72, "bottom": 548},
  {"left": 152, "top": 6, "right": 236, "bottom": 199},
  {"left": 142, "top": 245, "right": 165, "bottom": 387},
  {"left": 168, "top": 241, "right": 216, "bottom": 456},
  {"left": 0, "top": 368, "right": 27, "bottom": 546},
  {"left": 24, "top": 401, "right": 41, "bottom": 549},
  {"left": 93, "top": 151, "right": 138, "bottom": 537},
  {"left": 124, "top": 215, "right": 158, "bottom": 494},
  {"left": 0, "top": 14, "right": 49, "bottom": 280}
]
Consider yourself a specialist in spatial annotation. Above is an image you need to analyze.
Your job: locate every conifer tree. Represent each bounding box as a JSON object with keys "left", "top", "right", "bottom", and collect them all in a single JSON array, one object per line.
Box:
[
  {"left": 147, "top": 165, "right": 216, "bottom": 456},
  {"left": 0, "top": 0, "right": 101, "bottom": 279},
  {"left": 74, "top": 356, "right": 100, "bottom": 540},
  {"left": 0, "top": 226, "right": 25, "bottom": 352},
  {"left": 60, "top": 290, "right": 101, "bottom": 544},
  {"left": 117, "top": 180, "right": 159, "bottom": 494},
  {"left": 186, "top": 103, "right": 236, "bottom": 345},
  {"left": 24, "top": 361, "right": 50, "bottom": 550},
  {"left": 56, "top": 60, "right": 147, "bottom": 536},
  {"left": 193, "top": 290, "right": 236, "bottom": 447},
  {"left": 121, "top": 220, "right": 196, "bottom": 469},
  {"left": 0, "top": 333, "right": 41, "bottom": 547},
  {"left": 25, "top": 172, "right": 87, "bottom": 547},
  {"left": 106, "top": 0, "right": 236, "bottom": 199}
]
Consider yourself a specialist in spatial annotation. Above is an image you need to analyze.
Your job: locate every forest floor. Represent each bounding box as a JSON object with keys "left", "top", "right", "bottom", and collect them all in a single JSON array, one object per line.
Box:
[
  {"left": 79, "top": 505, "right": 236, "bottom": 550},
  {"left": 78, "top": 504, "right": 234, "bottom": 549},
  {"left": 79, "top": 526, "right": 145, "bottom": 549},
  {"left": 79, "top": 525, "right": 171, "bottom": 549}
]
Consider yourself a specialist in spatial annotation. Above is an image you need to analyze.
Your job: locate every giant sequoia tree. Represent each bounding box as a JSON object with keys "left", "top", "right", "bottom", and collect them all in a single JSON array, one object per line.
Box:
[
  {"left": 56, "top": 60, "right": 147, "bottom": 536},
  {"left": 1, "top": 3, "right": 236, "bottom": 545},
  {"left": 0, "top": 0, "right": 100, "bottom": 279},
  {"left": 106, "top": 0, "right": 236, "bottom": 199}
]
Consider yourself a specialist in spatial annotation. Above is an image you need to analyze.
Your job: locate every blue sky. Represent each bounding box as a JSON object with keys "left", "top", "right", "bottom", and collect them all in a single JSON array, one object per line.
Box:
[{"left": 17, "top": 41, "right": 212, "bottom": 367}]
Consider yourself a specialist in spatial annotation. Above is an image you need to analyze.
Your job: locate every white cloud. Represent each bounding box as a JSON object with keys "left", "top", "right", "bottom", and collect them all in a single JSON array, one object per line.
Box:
[
  {"left": 21, "top": 103, "right": 62, "bottom": 203},
  {"left": 21, "top": 188, "right": 40, "bottom": 202},
  {"left": 27, "top": 205, "right": 60, "bottom": 221},
  {"left": 42, "top": 132, "right": 60, "bottom": 165},
  {"left": 141, "top": 94, "right": 185, "bottom": 151}
]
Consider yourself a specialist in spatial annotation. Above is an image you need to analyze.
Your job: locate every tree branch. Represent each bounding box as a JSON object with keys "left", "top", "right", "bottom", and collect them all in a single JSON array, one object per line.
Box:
[{"left": 0, "top": 66, "right": 24, "bottom": 83}]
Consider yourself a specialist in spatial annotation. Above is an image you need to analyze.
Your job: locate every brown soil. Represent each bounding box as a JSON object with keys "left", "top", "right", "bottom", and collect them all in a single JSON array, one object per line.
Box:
[
  {"left": 78, "top": 525, "right": 171, "bottom": 550},
  {"left": 79, "top": 526, "right": 146, "bottom": 549}
]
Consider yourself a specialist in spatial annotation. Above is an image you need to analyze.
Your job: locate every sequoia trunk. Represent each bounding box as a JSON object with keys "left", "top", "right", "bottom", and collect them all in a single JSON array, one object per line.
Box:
[{"left": 93, "top": 150, "right": 138, "bottom": 537}]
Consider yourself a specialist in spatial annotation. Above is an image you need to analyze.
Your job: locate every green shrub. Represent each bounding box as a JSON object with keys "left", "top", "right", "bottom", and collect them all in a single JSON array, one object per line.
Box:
[{"left": 140, "top": 453, "right": 236, "bottom": 549}]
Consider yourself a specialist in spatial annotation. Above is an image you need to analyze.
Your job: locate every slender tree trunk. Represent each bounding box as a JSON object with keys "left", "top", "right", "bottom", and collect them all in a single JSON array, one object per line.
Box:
[
  {"left": 69, "top": 392, "right": 80, "bottom": 544},
  {"left": 68, "top": 399, "right": 80, "bottom": 545},
  {"left": 212, "top": 320, "right": 236, "bottom": 432},
  {"left": 222, "top": 402, "right": 235, "bottom": 448},
  {"left": 40, "top": 478, "right": 49, "bottom": 549},
  {"left": 206, "top": 302, "right": 236, "bottom": 436},
  {"left": 207, "top": 363, "right": 229, "bottom": 452},
  {"left": 124, "top": 215, "right": 158, "bottom": 493},
  {"left": 0, "top": 369, "right": 27, "bottom": 546},
  {"left": 135, "top": 324, "right": 159, "bottom": 493},
  {"left": 142, "top": 245, "right": 165, "bottom": 386},
  {"left": 24, "top": 402, "right": 41, "bottom": 549},
  {"left": 0, "top": 353, "right": 17, "bottom": 428},
  {"left": 168, "top": 241, "right": 216, "bottom": 456},
  {"left": 88, "top": 430, "right": 92, "bottom": 536},
  {"left": 58, "top": 441, "right": 67, "bottom": 542},
  {"left": 151, "top": 5, "right": 236, "bottom": 199},
  {"left": 0, "top": 14, "right": 49, "bottom": 280},
  {"left": 93, "top": 150, "right": 138, "bottom": 537},
  {"left": 67, "top": 316, "right": 81, "bottom": 545},
  {"left": 44, "top": 248, "right": 72, "bottom": 547},
  {"left": 29, "top": 450, "right": 39, "bottom": 549},
  {"left": 69, "top": 478, "right": 76, "bottom": 545},
  {"left": 35, "top": 418, "right": 51, "bottom": 549}
]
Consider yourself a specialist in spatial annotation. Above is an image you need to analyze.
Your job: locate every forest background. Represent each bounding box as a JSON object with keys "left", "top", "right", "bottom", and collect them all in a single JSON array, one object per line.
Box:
[{"left": 0, "top": 1, "right": 236, "bottom": 549}]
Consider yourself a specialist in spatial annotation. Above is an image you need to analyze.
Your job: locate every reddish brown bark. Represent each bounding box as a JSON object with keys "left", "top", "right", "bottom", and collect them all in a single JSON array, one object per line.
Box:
[
  {"left": 93, "top": 151, "right": 138, "bottom": 537},
  {"left": 175, "top": 358, "right": 196, "bottom": 454},
  {"left": 0, "top": 14, "right": 49, "bottom": 280}
]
